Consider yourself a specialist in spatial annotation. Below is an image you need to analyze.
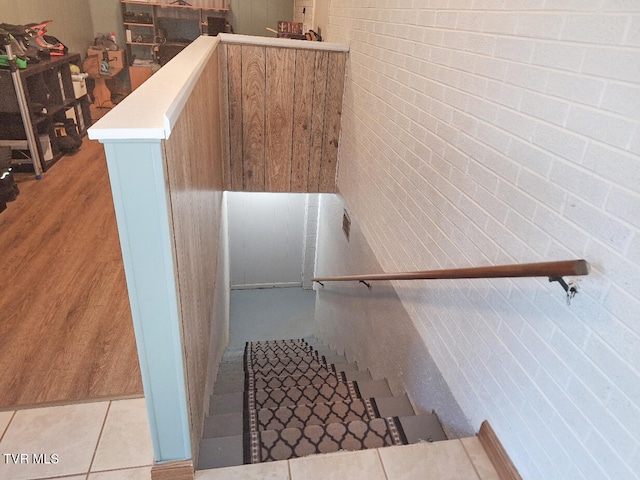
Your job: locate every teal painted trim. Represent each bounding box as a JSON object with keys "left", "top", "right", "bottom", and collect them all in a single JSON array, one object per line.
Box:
[{"left": 102, "top": 141, "right": 191, "bottom": 462}]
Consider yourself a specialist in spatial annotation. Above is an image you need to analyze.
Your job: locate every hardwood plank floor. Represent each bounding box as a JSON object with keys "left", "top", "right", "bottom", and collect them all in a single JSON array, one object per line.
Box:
[{"left": 0, "top": 139, "right": 143, "bottom": 409}]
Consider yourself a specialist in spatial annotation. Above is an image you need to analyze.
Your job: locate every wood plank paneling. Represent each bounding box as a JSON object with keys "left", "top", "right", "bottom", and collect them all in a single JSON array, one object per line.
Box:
[
  {"left": 290, "top": 49, "right": 316, "bottom": 192},
  {"left": 222, "top": 42, "right": 346, "bottom": 193},
  {"left": 227, "top": 44, "right": 244, "bottom": 190},
  {"left": 219, "top": 43, "right": 231, "bottom": 190},
  {"left": 162, "top": 46, "right": 225, "bottom": 468},
  {"left": 265, "top": 47, "right": 295, "bottom": 192},
  {"left": 308, "top": 50, "right": 329, "bottom": 193},
  {"left": 241, "top": 45, "right": 266, "bottom": 191},
  {"left": 319, "top": 52, "right": 346, "bottom": 192}
]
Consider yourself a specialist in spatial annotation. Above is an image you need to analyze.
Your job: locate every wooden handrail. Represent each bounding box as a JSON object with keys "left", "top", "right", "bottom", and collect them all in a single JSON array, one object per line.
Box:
[{"left": 313, "top": 260, "right": 590, "bottom": 283}]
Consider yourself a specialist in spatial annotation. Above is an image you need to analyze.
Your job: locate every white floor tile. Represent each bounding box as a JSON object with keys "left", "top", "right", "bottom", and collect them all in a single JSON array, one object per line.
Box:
[
  {"left": 0, "top": 411, "right": 15, "bottom": 438},
  {"left": 195, "top": 461, "right": 290, "bottom": 479},
  {"left": 379, "top": 440, "right": 480, "bottom": 480},
  {"left": 289, "top": 449, "right": 386, "bottom": 480},
  {"left": 88, "top": 465, "right": 152, "bottom": 479},
  {"left": 91, "top": 398, "right": 153, "bottom": 472},
  {"left": 460, "top": 437, "right": 500, "bottom": 480},
  {"left": 0, "top": 401, "right": 109, "bottom": 480}
]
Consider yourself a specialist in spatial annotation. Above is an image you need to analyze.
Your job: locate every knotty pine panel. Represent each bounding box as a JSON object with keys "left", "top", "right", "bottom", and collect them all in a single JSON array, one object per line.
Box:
[
  {"left": 241, "top": 45, "right": 266, "bottom": 191},
  {"left": 265, "top": 47, "right": 295, "bottom": 192},
  {"left": 227, "top": 43, "right": 244, "bottom": 190},
  {"left": 219, "top": 43, "right": 232, "bottom": 190},
  {"left": 319, "top": 52, "right": 346, "bottom": 192},
  {"left": 222, "top": 44, "right": 346, "bottom": 193},
  {"left": 308, "top": 50, "right": 329, "bottom": 193},
  {"left": 290, "top": 49, "right": 316, "bottom": 192}
]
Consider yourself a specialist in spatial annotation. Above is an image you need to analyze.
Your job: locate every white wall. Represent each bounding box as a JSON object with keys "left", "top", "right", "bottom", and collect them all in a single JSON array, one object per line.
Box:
[
  {"left": 227, "top": 192, "right": 306, "bottom": 288},
  {"left": 229, "top": 0, "right": 294, "bottom": 36},
  {"left": 0, "top": 0, "right": 95, "bottom": 56},
  {"left": 293, "top": 0, "right": 314, "bottom": 33},
  {"left": 323, "top": 3, "right": 640, "bottom": 480},
  {"left": 302, "top": 194, "right": 320, "bottom": 289}
]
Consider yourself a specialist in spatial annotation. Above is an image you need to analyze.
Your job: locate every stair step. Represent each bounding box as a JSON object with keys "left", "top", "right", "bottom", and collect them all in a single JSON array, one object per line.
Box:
[
  {"left": 398, "top": 412, "right": 448, "bottom": 443},
  {"left": 213, "top": 379, "right": 245, "bottom": 395},
  {"left": 250, "top": 379, "right": 392, "bottom": 410},
  {"left": 247, "top": 355, "right": 333, "bottom": 371},
  {"left": 249, "top": 381, "right": 359, "bottom": 410},
  {"left": 204, "top": 395, "right": 417, "bottom": 439},
  {"left": 214, "top": 368, "right": 373, "bottom": 394},
  {"left": 198, "top": 435, "right": 244, "bottom": 470},
  {"left": 373, "top": 394, "right": 415, "bottom": 417},
  {"left": 247, "top": 340, "right": 313, "bottom": 357},
  {"left": 249, "top": 398, "right": 373, "bottom": 432},
  {"left": 251, "top": 416, "right": 407, "bottom": 463},
  {"left": 204, "top": 411, "right": 243, "bottom": 438},
  {"left": 247, "top": 345, "right": 339, "bottom": 358},
  {"left": 209, "top": 391, "right": 244, "bottom": 415},
  {"left": 248, "top": 361, "right": 359, "bottom": 380}
]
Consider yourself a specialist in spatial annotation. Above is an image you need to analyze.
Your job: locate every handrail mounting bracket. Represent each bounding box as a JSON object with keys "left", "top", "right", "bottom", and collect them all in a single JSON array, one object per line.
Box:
[
  {"left": 359, "top": 280, "right": 371, "bottom": 290},
  {"left": 549, "top": 276, "right": 578, "bottom": 305}
]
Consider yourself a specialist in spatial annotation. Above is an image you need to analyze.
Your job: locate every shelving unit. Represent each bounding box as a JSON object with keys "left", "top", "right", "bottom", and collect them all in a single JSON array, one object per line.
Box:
[
  {"left": 0, "top": 54, "right": 92, "bottom": 173},
  {"left": 121, "top": 0, "right": 229, "bottom": 66}
]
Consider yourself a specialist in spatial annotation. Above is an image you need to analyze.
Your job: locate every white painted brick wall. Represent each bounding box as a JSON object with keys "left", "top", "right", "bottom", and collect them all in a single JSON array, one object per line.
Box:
[
  {"left": 293, "top": 0, "right": 314, "bottom": 32},
  {"left": 325, "top": 2, "right": 640, "bottom": 479}
]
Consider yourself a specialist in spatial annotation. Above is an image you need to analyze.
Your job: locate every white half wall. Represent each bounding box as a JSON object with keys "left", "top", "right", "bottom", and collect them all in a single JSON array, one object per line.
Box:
[{"left": 326, "top": 3, "right": 640, "bottom": 480}]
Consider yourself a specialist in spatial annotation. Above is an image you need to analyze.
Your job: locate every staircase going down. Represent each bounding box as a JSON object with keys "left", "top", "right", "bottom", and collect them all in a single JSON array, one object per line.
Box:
[{"left": 198, "top": 338, "right": 448, "bottom": 470}]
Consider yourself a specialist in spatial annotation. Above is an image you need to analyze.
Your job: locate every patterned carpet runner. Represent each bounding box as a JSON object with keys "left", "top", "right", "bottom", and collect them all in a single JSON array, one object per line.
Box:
[{"left": 243, "top": 339, "right": 408, "bottom": 463}]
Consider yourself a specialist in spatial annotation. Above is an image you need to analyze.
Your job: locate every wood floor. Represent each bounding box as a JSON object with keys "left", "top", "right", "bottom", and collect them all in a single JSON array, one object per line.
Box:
[{"left": 0, "top": 139, "right": 143, "bottom": 409}]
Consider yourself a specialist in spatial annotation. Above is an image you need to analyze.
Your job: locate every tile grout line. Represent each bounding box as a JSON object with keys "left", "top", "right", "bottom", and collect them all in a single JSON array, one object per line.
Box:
[
  {"left": 0, "top": 410, "right": 17, "bottom": 444},
  {"left": 86, "top": 400, "right": 113, "bottom": 476},
  {"left": 376, "top": 448, "right": 391, "bottom": 480},
  {"left": 459, "top": 438, "right": 483, "bottom": 480},
  {"left": 287, "top": 458, "right": 293, "bottom": 480}
]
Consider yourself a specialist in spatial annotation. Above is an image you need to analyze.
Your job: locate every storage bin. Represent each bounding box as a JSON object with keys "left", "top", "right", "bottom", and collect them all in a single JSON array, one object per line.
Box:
[
  {"left": 39, "top": 135, "right": 53, "bottom": 161},
  {"left": 71, "top": 74, "right": 87, "bottom": 99}
]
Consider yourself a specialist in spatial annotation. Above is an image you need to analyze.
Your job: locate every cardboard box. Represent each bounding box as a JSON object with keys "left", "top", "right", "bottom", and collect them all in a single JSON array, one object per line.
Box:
[
  {"left": 107, "top": 50, "right": 125, "bottom": 70},
  {"left": 86, "top": 48, "right": 125, "bottom": 72},
  {"left": 129, "top": 65, "right": 153, "bottom": 91}
]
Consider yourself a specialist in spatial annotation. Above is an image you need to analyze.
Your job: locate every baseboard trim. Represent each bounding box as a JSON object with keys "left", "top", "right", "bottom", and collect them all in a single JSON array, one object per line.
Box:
[
  {"left": 478, "top": 420, "right": 522, "bottom": 480},
  {"left": 151, "top": 459, "right": 194, "bottom": 480}
]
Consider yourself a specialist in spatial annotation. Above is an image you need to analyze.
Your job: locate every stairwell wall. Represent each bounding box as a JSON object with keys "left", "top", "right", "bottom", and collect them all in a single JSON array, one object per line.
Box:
[
  {"left": 314, "top": 193, "right": 473, "bottom": 439},
  {"left": 320, "top": 3, "right": 640, "bottom": 480}
]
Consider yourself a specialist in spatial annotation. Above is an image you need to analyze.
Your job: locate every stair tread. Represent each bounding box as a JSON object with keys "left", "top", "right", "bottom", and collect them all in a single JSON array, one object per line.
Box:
[
  {"left": 198, "top": 435, "right": 244, "bottom": 470},
  {"left": 247, "top": 355, "right": 330, "bottom": 371},
  {"left": 398, "top": 412, "right": 448, "bottom": 444},
  {"left": 205, "top": 395, "right": 418, "bottom": 438},
  {"left": 247, "top": 361, "right": 358, "bottom": 379},
  {"left": 249, "top": 380, "right": 360, "bottom": 410},
  {"left": 251, "top": 416, "right": 406, "bottom": 463}
]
